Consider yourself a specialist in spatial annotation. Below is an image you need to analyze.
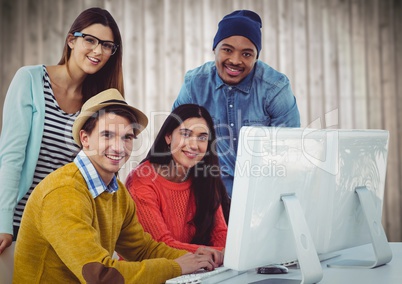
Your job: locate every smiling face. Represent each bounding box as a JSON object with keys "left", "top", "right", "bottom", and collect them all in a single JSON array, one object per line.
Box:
[
  {"left": 165, "top": 117, "right": 210, "bottom": 171},
  {"left": 214, "top": 35, "right": 258, "bottom": 85},
  {"left": 80, "top": 112, "right": 135, "bottom": 184},
  {"left": 67, "top": 23, "right": 114, "bottom": 76}
]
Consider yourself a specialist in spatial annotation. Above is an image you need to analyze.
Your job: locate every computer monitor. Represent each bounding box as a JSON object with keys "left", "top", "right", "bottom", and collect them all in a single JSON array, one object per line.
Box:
[{"left": 223, "top": 126, "right": 392, "bottom": 283}]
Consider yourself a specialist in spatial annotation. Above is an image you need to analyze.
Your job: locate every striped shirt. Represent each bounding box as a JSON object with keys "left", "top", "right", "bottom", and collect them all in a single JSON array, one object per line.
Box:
[
  {"left": 13, "top": 65, "right": 80, "bottom": 226},
  {"left": 74, "top": 150, "right": 118, "bottom": 198}
]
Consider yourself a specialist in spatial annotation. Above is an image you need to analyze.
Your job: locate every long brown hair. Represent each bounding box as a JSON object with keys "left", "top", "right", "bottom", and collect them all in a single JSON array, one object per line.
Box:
[
  {"left": 58, "top": 7, "right": 124, "bottom": 102},
  {"left": 144, "top": 104, "right": 231, "bottom": 245}
]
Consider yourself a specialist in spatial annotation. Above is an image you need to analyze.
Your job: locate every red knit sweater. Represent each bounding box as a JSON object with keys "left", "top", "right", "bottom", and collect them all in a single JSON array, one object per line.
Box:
[{"left": 125, "top": 161, "right": 227, "bottom": 253}]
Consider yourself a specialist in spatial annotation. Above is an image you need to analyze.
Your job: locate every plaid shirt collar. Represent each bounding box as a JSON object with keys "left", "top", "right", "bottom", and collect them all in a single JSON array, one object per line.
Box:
[{"left": 74, "top": 150, "right": 119, "bottom": 198}]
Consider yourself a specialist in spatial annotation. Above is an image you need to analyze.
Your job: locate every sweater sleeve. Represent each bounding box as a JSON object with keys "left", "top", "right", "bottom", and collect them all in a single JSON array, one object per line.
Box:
[
  {"left": 39, "top": 184, "right": 186, "bottom": 284},
  {"left": 0, "top": 66, "right": 44, "bottom": 235},
  {"left": 210, "top": 206, "right": 228, "bottom": 248},
  {"left": 126, "top": 170, "right": 225, "bottom": 253}
]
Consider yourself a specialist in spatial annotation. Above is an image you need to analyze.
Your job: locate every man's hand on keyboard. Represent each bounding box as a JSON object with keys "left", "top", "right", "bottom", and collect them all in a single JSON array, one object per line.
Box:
[
  {"left": 194, "top": 246, "right": 224, "bottom": 267},
  {"left": 174, "top": 252, "right": 218, "bottom": 275}
]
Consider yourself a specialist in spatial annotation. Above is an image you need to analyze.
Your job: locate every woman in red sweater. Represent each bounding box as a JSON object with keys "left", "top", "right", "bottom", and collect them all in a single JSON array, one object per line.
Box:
[{"left": 125, "top": 104, "right": 230, "bottom": 253}]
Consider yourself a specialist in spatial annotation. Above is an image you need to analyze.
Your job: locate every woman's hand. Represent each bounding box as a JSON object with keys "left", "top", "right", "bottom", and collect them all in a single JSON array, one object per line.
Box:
[
  {"left": 175, "top": 252, "right": 217, "bottom": 275},
  {"left": 0, "top": 233, "right": 13, "bottom": 254},
  {"left": 194, "top": 246, "right": 224, "bottom": 267}
]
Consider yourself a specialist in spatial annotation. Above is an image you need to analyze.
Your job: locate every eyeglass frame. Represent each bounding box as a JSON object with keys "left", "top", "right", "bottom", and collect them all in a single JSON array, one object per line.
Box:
[{"left": 73, "top": 32, "right": 119, "bottom": 55}]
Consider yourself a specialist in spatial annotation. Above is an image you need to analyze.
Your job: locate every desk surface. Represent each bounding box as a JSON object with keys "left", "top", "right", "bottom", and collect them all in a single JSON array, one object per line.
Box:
[{"left": 219, "top": 242, "right": 402, "bottom": 284}]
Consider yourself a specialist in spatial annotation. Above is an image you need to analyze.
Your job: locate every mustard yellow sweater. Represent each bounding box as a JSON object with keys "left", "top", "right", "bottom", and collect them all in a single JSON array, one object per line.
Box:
[{"left": 13, "top": 163, "right": 187, "bottom": 284}]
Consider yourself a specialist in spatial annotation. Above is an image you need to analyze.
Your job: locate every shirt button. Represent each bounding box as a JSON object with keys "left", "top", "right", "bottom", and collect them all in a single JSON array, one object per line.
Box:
[
  {"left": 230, "top": 123, "right": 234, "bottom": 127},
  {"left": 229, "top": 104, "right": 233, "bottom": 108},
  {"left": 233, "top": 138, "right": 237, "bottom": 141},
  {"left": 228, "top": 87, "right": 232, "bottom": 90}
]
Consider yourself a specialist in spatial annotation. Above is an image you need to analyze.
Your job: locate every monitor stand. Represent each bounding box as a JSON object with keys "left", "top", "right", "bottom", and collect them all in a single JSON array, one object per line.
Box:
[
  {"left": 327, "top": 186, "right": 393, "bottom": 269},
  {"left": 258, "top": 194, "right": 323, "bottom": 284}
]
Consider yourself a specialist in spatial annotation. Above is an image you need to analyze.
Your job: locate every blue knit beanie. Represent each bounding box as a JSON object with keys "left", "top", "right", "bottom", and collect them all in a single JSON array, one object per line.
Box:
[{"left": 212, "top": 10, "right": 262, "bottom": 56}]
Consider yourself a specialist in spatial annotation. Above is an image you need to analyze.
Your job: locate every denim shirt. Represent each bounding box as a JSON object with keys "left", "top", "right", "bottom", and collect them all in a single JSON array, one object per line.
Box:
[{"left": 173, "top": 61, "right": 300, "bottom": 193}]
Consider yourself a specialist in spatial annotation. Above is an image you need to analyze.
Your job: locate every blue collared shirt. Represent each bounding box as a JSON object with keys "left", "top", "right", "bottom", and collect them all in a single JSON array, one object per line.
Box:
[
  {"left": 74, "top": 150, "right": 118, "bottom": 198},
  {"left": 173, "top": 61, "right": 300, "bottom": 194}
]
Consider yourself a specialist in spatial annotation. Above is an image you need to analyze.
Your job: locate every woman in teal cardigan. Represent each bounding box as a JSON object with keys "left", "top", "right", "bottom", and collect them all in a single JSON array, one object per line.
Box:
[{"left": 0, "top": 7, "right": 124, "bottom": 253}]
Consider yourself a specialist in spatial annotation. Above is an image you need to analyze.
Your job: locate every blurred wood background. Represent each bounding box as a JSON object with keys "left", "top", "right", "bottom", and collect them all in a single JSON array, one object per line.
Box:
[{"left": 0, "top": 0, "right": 401, "bottom": 241}]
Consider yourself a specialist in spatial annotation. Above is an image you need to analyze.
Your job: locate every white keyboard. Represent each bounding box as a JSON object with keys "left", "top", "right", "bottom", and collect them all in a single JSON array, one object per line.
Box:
[{"left": 166, "top": 266, "right": 241, "bottom": 284}]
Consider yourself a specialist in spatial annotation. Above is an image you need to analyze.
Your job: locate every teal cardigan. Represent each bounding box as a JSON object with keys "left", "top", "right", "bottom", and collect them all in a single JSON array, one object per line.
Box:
[{"left": 0, "top": 65, "right": 46, "bottom": 235}]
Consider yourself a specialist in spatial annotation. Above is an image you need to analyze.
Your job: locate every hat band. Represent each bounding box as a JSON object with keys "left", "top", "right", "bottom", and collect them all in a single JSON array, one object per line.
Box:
[{"left": 100, "top": 99, "right": 128, "bottom": 105}]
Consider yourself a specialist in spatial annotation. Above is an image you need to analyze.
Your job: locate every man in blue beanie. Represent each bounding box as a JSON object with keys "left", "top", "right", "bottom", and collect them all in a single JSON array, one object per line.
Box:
[{"left": 173, "top": 10, "right": 300, "bottom": 197}]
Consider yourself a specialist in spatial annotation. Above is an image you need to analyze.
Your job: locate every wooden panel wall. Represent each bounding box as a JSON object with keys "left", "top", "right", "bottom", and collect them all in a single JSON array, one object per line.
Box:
[{"left": 0, "top": 0, "right": 401, "bottom": 241}]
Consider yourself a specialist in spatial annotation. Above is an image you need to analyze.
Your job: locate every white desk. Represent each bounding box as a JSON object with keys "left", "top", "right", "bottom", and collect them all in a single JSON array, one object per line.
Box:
[{"left": 219, "top": 242, "right": 402, "bottom": 284}]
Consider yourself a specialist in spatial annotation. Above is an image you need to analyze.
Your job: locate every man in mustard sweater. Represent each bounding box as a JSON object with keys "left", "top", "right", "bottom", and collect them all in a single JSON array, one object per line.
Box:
[{"left": 13, "top": 89, "right": 222, "bottom": 283}]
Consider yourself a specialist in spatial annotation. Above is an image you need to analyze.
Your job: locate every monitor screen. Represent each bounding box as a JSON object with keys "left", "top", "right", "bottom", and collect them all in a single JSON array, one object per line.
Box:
[{"left": 224, "top": 126, "right": 390, "bottom": 276}]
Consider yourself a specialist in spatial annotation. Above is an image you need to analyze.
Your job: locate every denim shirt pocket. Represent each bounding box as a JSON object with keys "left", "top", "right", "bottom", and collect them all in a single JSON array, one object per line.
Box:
[
  {"left": 242, "top": 118, "right": 271, "bottom": 127},
  {"left": 212, "top": 117, "right": 226, "bottom": 137}
]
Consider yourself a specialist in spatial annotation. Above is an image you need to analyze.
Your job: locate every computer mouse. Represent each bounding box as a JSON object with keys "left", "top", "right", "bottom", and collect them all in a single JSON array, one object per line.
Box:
[{"left": 256, "top": 265, "right": 289, "bottom": 274}]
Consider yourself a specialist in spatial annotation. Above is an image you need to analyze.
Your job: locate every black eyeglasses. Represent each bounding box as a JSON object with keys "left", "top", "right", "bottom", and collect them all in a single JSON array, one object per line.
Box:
[{"left": 73, "top": 32, "right": 118, "bottom": 56}]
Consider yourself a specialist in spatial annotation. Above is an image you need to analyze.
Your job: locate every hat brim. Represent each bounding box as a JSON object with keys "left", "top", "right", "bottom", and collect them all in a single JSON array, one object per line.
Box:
[{"left": 72, "top": 102, "right": 148, "bottom": 147}]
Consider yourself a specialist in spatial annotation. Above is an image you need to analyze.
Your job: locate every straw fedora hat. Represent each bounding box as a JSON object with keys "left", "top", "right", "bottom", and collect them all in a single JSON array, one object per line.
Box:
[{"left": 72, "top": 88, "right": 148, "bottom": 146}]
